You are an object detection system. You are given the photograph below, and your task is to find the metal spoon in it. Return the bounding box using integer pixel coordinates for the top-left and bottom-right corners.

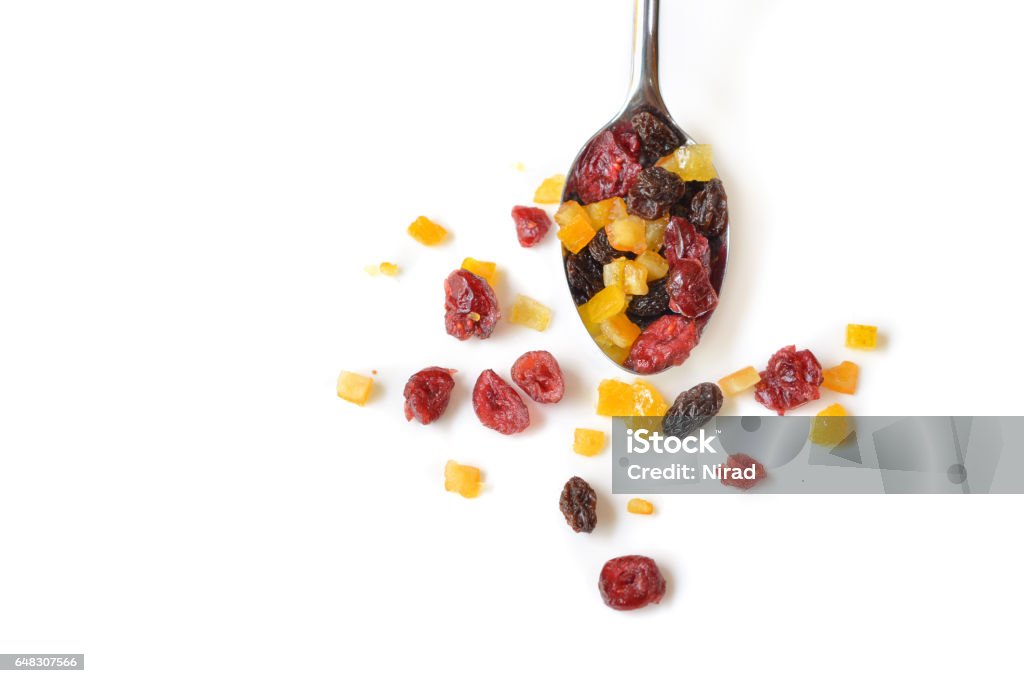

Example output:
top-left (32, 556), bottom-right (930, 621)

top-left (562, 0), bottom-right (729, 374)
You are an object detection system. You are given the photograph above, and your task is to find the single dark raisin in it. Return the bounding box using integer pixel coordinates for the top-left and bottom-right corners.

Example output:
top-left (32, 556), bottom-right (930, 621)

top-left (403, 367), bottom-right (456, 425)
top-left (626, 312), bottom-right (660, 330)
top-left (663, 382), bottom-right (723, 439)
top-left (631, 111), bottom-right (682, 164)
top-left (559, 476), bottom-right (597, 533)
top-left (511, 205), bottom-right (552, 247)
top-left (689, 178), bottom-right (729, 239)
top-left (663, 216), bottom-right (710, 273)
top-left (666, 258), bottom-right (718, 318)
top-left (587, 228), bottom-right (632, 265)
top-left (444, 269), bottom-right (500, 340)
top-left (720, 453), bottom-right (767, 490)
top-left (626, 277), bottom-right (669, 319)
top-left (511, 350), bottom-right (564, 404)
top-left (626, 314), bottom-right (700, 374)
top-left (626, 167), bottom-right (684, 220)
top-left (567, 121), bottom-right (642, 204)
top-left (598, 555), bottom-right (666, 611)
top-left (565, 249), bottom-right (604, 305)
top-left (472, 369), bottom-right (530, 434)
top-left (670, 180), bottom-right (707, 221)
top-left (754, 346), bottom-right (823, 415)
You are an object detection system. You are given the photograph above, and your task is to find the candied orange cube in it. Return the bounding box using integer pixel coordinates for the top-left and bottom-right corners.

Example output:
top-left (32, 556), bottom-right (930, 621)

top-left (379, 262), bottom-right (399, 276)
top-left (461, 257), bottom-right (498, 288)
top-left (584, 197), bottom-right (627, 229)
top-left (534, 174), bottom-right (566, 204)
top-left (444, 460), bottom-right (482, 498)
top-left (846, 324), bottom-right (878, 350)
top-left (602, 258), bottom-right (625, 288)
top-left (658, 144), bottom-right (716, 182)
top-left (597, 379), bottom-right (668, 416)
top-left (635, 250), bottom-right (669, 281)
top-left (809, 403), bottom-right (851, 447)
top-left (645, 217), bottom-right (669, 251)
top-left (718, 366), bottom-right (761, 396)
top-left (573, 428), bottom-right (606, 456)
top-left (336, 371), bottom-right (373, 405)
top-left (555, 201), bottom-right (597, 254)
top-left (623, 261), bottom-right (648, 295)
top-left (600, 313), bottom-right (641, 349)
top-left (627, 498), bottom-right (654, 515)
top-left (632, 380), bottom-right (669, 416)
top-left (823, 361), bottom-right (859, 394)
top-left (579, 285), bottom-right (626, 325)
top-left (509, 294), bottom-right (552, 331)
top-left (606, 215), bottom-right (647, 254)
top-left (407, 216), bottom-right (448, 246)
top-left (595, 335), bottom-right (630, 365)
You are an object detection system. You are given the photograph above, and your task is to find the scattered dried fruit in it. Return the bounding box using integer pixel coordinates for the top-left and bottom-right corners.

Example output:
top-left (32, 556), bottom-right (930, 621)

top-left (444, 460), bottom-right (482, 498)
top-left (627, 166), bottom-right (685, 220)
top-left (598, 555), bottom-right (666, 610)
top-left (809, 403), bottom-right (851, 447)
top-left (627, 498), bottom-right (654, 515)
top-left (718, 366), bottom-right (761, 396)
top-left (407, 216), bottom-right (448, 246)
top-left (822, 361), bottom-right (859, 394)
top-left (472, 370), bottom-right (530, 434)
top-left (754, 346), bottom-right (823, 415)
top-left (511, 350), bottom-right (564, 404)
top-left (573, 428), bottom-right (606, 456)
top-left (533, 174), bottom-right (566, 204)
top-left (511, 205), bottom-right (552, 247)
top-left (444, 269), bottom-right (500, 340)
top-left (559, 476), bottom-right (597, 533)
top-left (720, 453), bottom-right (767, 490)
top-left (626, 314), bottom-right (700, 374)
top-left (666, 258), bottom-right (719, 318)
top-left (846, 324), bottom-right (878, 350)
top-left (460, 257), bottom-right (498, 288)
top-left (555, 201), bottom-right (597, 254)
top-left (403, 367), bottom-right (456, 425)
top-left (596, 378), bottom-right (669, 417)
top-left (336, 371), bottom-right (373, 406)
top-left (663, 382), bottom-right (723, 439)
top-left (509, 294), bottom-right (552, 331)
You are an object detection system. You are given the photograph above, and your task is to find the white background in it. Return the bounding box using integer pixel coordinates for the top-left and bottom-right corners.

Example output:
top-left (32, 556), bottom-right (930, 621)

top-left (1, 0), bottom-right (1023, 680)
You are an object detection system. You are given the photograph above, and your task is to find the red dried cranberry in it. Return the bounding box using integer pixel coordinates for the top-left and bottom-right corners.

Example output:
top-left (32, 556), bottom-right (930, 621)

top-left (472, 369), bottom-right (530, 434)
top-left (510, 350), bottom-right (564, 404)
top-left (598, 555), bottom-right (666, 611)
top-left (567, 121), bottom-right (642, 204)
top-left (511, 205), bottom-right (552, 248)
top-left (663, 217), bottom-right (710, 274)
top-left (754, 345), bottom-right (823, 415)
top-left (403, 367), bottom-right (456, 425)
top-left (666, 258), bottom-right (719, 318)
top-left (444, 269), bottom-right (500, 340)
top-left (720, 453), bottom-right (767, 490)
top-left (626, 314), bottom-right (700, 374)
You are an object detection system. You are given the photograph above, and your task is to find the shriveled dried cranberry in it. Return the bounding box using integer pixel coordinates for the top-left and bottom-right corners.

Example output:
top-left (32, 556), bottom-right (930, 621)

top-left (631, 111), bottom-right (682, 163)
top-left (511, 205), bottom-right (552, 247)
top-left (565, 249), bottom-right (604, 305)
top-left (403, 367), bottom-right (456, 425)
top-left (754, 345), bottom-right (823, 415)
top-left (663, 382), bottom-right (723, 439)
top-left (587, 228), bottom-right (632, 265)
top-left (689, 178), bottom-right (729, 239)
top-left (472, 369), bottom-right (530, 434)
top-left (666, 258), bottom-right (718, 318)
top-left (663, 217), bottom-right (710, 273)
top-left (598, 555), bottom-right (666, 611)
top-left (567, 121), bottom-right (642, 204)
top-left (720, 453), bottom-right (767, 490)
top-left (444, 269), bottom-right (500, 340)
top-left (626, 314), bottom-right (700, 374)
top-left (510, 350), bottom-right (564, 404)
top-left (559, 476), bottom-right (597, 533)
top-left (626, 277), bottom-right (669, 319)
top-left (626, 167), bottom-right (684, 220)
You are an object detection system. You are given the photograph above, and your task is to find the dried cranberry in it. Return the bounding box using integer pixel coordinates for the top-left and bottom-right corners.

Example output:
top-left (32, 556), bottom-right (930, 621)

top-left (598, 555), bottom-right (666, 611)
top-left (666, 258), bottom-right (718, 318)
top-left (754, 345), bottom-right (823, 415)
top-left (663, 217), bottom-right (710, 273)
top-left (626, 314), bottom-right (700, 374)
top-left (559, 476), bottom-right (597, 533)
top-left (626, 277), bottom-right (669, 319)
top-left (689, 178), bottom-right (729, 239)
top-left (587, 228), bottom-right (631, 265)
top-left (472, 369), bottom-right (530, 434)
top-left (444, 269), bottom-right (500, 340)
top-left (510, 350), bottom-right (564, 404)
top-left (403, 367), bottom-right (456, 425)
top-left (663, 382), bottom-right (723, 439)
top-left (565, 249), bottom-right (604, 306)
top-left (720, 453), bottom-right (767, 490)
top-left (626, 167), bottom-right (684, 220)
top-left (567, 121), bottom-right (642, 204)
top-left (631, 111), bottom-right (682, 163)
top-left (511, 205), bottom-right (552, 248)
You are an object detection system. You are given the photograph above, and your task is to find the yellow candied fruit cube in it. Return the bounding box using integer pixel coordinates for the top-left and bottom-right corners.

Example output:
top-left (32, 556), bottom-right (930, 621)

top-left (584, 196), bottom-right (628, 229)
top-left (579, 285), bottom-right (627, 325)
top-left (509, 294), bottom-right (552, 331)
top-left (645, 217), bottom-right (670, 251)
top-left (627, 498), bottom-right (655, 515)
top-left (555, 201), bottom-right (597, 254)
top-left (407, 216), bottom-right (448, 246)
top-left (379, 262), bottom-right (399, 276)
top-left (600, 313), bottom-right (642, 349)
top-left (635, 250), bottom-right (669, 281)
top-left (444, 460), bottom-right (482, 499)
top-left (534, 174), bottom-right (566, 204)
top-left (632, 380), bottom-right (669, 416)
top-left (336, 371), bottom-right (373, 405)
top-left (718, 366), bottom-right (761, 396)
top-left (658, 144), bottom-right (717, 182)
top-left (461, 257), bottom-right (498, 288)
top-left (603, 258), bottom-right (625, 288)
top-left (823, 361), bottom-right (859, 395)
top-left (573, 428), bottom-right (607, 456)
top-left (597, 379), bottom-right (635, 416)
top-left (606, 215), bottom-right (647, 254)
top-left (846, 324), bottom-right (878, 350)
top-left (809, 403), bottom-right (852, 447)
top-left (595, 336), bottom-right (630, 365)
top-left (623, 261), bottom-right (649, 295)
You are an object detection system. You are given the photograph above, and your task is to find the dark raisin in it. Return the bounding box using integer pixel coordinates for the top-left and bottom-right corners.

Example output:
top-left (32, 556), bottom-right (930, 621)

top-left (754, 346), bottom-right (823, 415)
top-left (689, 178), bottom-right (729, 239)
top-left (670, 180), bottom-right (707, 221)
top-left (598, 555), bottom-right (666, 611)
top-left (511, 205), bottom-right (552, 247)
top-left (626, 312), bottom-right (660, 329)
top-left (403, 367), bottom-right (456, 425)
top-left (567, 121), bottom-right (642, 204)
top-left (666, 258), bottom-right (718, 318)
top-left (663, 382), bottom-right (723, 439)
top-left (626, 277), bottom-right (669, 319)
top-left (626, 314), bottom-right (700, 375)
top-left (565, 249), bottom-right (604, 305)
top-left (559, 476), bottom-right (597, 533)
top-left (626, 167), bottom-right (684, 220)
top-left (587, 228), bottom-right (632, 265)
top-left (663, 217), bottom-right (710, 273)
top-left (510, 350), bottom-right (564, 404)
top-left (444, 269), bottom-right (500, 340)
top-left (720, 453), bottom-right (767, 490)
top-left (472, 369), bottom-right (530, 434)
top-left (631, 111), bottom-right (682, 164)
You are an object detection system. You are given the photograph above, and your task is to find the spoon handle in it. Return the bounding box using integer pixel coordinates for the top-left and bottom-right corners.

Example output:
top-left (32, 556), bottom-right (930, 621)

top-left (625, 0), bottom-right (665, 111)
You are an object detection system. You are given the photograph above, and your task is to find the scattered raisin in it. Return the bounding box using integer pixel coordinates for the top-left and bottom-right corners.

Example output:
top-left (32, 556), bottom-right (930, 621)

top-left (663, 382), bottom-right (723, 439)
top-left (626, 167), bottom-right (684, 220)
top-left (626, 314), bottom-right (700, 374)
top-left (631, 111), bottom-right (682, 164)
top-left (598, 555), bottom-right (666, 611)
top-left (565, 249), bottom-right (604, 305)
top-left (587, 228), bottom-right (632, 265)
top-left (403, 367), bottom-right (456, 425)
top-left (626, 277), bottom-right (669, 319)
top-left (666, 258), bottom-right (718, 318)
top-left (567, 121), bottom-right (643, 204)
top-left (754, 345), bottom-right (823, 415)
top-left (444, 269), bottom-right (500, 340)
top-left (663, 217), bottom-right (710, 273)
top-left (511, 350), bottom-right (565, 404)
top-left (559, 476), bottom-right (597, 533)
top-left (720, 453), bottom-right (767, 490)
top-left (511, 205), bottom-right (552, 247)
top-left (689, 178), bottom-right (729, 239)
top-left (472, 369), bottom-right (530, 434)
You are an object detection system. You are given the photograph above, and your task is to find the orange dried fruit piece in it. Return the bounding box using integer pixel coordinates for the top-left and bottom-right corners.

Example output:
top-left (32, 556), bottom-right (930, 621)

top-left (632, 380), bottom-right (669, 416)
top-left (444, 460), bottom-right (482, 498)
top-left (809, 403), bottom-right (851, 447)
top-left (606, 215), bottom-right (647, 254)
top-left (846, 324), bottom-right (878, 350)
top-left (600, 313), bottom-right (641, 349)
top-left (627, 498), bottom-right (654, 515)
top-left (407, 216), bottom-right (448, 246)
top-left (823, 361), bottom-right (859, 394)
top-left (635, 250), bottom-right (669, 281)
top-left (657, 144), bottom-right (717, 182)
top-left (555, 201), bottom-right (597, 254)
top-left (718, 366), bottom-right (761, 396)
top-left (596, 336), bottom-right (630, 365)
top-left (573, 428), bottom-right (606, 456)
top-left (603, 258), bottom-right (647, 294)
top-left (509, 294), bottom-right (552, 331)
top-left (379, 262), bottom-right (399, 276)
top-left (460, 257), bottom-right (497, 288)
top-left (336, 371), bottom-right (373, 405)
top-left (534, 174), bottom-right (566, 204)
top-left (597, 379), bottom-right (668, 417)
top-left (579, 285), bottom-right (626, 325)
top-left (585, 197), bottom-right (628, 229)
top-left (645, 216), bottom-right (669, 251)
